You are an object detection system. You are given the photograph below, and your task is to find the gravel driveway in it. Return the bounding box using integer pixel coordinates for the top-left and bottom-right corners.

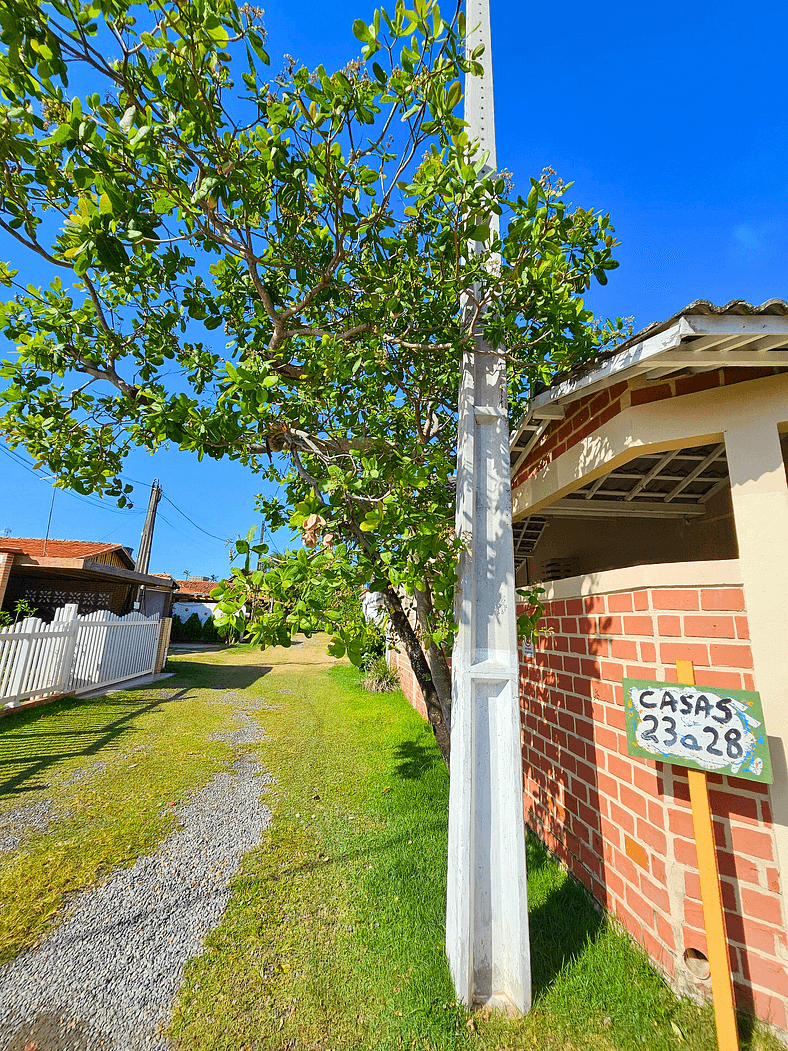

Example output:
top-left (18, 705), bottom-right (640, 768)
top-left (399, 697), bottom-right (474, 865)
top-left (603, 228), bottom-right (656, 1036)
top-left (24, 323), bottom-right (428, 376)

top-left (0, 695), bottom-right (271, 1051)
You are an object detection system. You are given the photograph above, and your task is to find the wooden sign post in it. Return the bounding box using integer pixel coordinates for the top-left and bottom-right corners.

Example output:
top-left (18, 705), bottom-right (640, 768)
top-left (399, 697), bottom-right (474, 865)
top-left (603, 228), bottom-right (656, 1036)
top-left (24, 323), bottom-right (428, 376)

top-left (677, 660), bottom-right (738, 1051)
top-left (623, 664), bottom-right (774, 1051)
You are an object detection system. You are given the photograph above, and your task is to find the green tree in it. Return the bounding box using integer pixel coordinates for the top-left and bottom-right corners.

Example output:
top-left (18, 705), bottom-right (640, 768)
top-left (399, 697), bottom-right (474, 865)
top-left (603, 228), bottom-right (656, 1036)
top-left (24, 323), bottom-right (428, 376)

top-left (0, 0), bottom-right (626, 763)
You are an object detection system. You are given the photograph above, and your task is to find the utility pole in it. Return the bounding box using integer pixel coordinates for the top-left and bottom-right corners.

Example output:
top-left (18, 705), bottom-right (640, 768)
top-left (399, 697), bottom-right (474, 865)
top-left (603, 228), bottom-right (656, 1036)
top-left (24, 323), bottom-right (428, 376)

top-left (134, 479), bottom-right (162, 612)
top-left (445, 0), bottom-right (532, 1016)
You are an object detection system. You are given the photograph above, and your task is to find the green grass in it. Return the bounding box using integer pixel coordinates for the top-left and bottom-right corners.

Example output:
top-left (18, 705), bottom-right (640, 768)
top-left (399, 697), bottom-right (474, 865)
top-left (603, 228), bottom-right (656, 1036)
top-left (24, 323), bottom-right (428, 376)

top-left (1, 638), bottom-right (782, 1050)
top-left (166, 640), bottom-right (781, 1051)
top-left (0, 658), bottom-right (249, 961)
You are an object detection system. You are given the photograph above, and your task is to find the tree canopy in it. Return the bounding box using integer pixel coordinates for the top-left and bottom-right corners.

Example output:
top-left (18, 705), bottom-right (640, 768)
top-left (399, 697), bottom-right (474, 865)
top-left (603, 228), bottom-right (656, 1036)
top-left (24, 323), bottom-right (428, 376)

top-left (0, 0), bottom-right (626, 760)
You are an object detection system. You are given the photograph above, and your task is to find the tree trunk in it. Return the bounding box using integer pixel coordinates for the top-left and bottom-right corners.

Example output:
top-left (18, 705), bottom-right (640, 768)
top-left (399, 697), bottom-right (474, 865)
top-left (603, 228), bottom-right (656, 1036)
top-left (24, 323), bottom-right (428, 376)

top-left (380, 585), bottom-right (451, 767)
top-left (412, 584), bottom-right (453, 730)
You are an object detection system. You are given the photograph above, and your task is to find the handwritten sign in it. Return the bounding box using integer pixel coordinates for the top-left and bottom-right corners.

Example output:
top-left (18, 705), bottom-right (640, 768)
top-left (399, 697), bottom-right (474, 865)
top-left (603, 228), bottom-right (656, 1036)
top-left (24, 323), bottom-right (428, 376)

top-left (623, 678), bottom-right (772, 783)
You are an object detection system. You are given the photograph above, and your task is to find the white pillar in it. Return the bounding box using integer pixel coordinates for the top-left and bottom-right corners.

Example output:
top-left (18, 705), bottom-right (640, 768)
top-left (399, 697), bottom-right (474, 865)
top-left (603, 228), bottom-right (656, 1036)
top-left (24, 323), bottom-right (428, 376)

top-left (725, 416), bottom-right (788, 907)
top-left (446, 0), bottom-right (531, 1015)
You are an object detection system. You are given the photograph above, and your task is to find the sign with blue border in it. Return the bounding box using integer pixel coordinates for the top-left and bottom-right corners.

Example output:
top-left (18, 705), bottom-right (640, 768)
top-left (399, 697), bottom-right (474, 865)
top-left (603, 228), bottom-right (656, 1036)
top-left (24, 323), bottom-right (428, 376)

top-left (623, 678), bottom-right (772, 784)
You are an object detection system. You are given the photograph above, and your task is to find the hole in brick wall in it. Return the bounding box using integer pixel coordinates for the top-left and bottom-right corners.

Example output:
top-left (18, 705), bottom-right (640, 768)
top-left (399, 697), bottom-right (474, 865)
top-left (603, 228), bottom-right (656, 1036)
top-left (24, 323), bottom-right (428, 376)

top-left (683, 947), bottom-right (711, 980)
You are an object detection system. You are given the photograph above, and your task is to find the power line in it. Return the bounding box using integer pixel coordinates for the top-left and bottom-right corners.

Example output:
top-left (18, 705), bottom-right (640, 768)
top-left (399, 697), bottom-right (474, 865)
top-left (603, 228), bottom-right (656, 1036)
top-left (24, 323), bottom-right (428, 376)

top-left (0, 442), bottom-right (140, 516)
top-left (161, 493), bottom-right (230, 543)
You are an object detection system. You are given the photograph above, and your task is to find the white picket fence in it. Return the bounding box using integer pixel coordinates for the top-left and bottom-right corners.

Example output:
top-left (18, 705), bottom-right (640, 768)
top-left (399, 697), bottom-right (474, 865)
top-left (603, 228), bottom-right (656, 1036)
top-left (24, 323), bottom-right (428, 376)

top-left (0, 604), bottom-right (162, 708)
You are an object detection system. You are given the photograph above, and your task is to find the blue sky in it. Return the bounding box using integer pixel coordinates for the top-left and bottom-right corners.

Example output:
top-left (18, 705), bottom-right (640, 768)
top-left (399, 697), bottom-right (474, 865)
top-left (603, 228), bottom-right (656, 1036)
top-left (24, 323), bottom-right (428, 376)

top-left (2, 0), bottom-right (787, 577)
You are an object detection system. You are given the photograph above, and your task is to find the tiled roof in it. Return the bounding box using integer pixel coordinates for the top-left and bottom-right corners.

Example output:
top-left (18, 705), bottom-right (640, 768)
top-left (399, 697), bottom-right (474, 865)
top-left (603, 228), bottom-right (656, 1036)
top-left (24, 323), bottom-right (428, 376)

top-left (0, 538), bottom-right (131, 560)
top-left (545, 299), bottom-right (788, 391)
top-left (173, 578), bottom-right (216, 597)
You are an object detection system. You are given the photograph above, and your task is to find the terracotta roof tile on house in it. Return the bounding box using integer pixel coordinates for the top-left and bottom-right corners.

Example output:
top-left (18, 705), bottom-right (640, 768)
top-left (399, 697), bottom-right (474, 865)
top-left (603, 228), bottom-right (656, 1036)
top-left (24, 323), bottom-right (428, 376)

top-left (0, 538), bottom-right (133, 560)
top-left (173, 578), bottom-right (216, 598)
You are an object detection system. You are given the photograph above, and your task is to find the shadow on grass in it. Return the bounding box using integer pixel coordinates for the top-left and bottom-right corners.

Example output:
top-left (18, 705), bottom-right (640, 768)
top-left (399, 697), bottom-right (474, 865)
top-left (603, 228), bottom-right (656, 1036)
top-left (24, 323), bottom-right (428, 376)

top-left (392, 737), bottom-right (443, 780)
top-left (527, 836), bottom-right (605, 1001)
top-left (0, 660), bottom-right (270, 801)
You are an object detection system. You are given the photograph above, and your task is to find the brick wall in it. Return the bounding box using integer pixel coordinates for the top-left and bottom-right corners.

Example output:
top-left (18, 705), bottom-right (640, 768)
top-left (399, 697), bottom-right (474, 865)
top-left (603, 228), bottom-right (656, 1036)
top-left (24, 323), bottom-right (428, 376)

top-left (390, 646), bottom-right (428, 720)
top-left (514, 365), bottom-right (785, 488)
top-left (521, 579), bottom-right (788, 1033)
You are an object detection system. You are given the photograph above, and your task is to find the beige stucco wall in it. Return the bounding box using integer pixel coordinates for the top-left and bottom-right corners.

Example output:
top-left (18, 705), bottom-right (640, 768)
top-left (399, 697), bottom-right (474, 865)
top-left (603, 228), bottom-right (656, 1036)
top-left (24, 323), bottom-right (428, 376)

top-left (522, 485), bottom-right (737, 583)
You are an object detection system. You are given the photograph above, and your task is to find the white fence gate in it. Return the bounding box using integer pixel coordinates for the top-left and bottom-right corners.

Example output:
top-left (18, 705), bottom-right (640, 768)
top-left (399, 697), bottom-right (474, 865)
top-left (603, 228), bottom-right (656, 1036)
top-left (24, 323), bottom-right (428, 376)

top-left (0, 604), bottom-right (162, 708)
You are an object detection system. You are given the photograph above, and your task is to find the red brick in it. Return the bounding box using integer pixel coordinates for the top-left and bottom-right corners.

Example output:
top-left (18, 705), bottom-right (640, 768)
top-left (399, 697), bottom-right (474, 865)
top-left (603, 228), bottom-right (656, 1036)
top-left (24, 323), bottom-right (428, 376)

top-left (569, 636), bottom-right (587, 654)
top-left (607, 593), bottom-right (633, 613)
top-left (683, 615), bottom-right (736, 639)
top-left (630, 383), bottom-right (673, 406)
top-left (709, 790), bottom-right (759, 824)
top-left (741, 888), bottom-right (785, 927)
top-left (623, 615), bottom-right (654, 636)
top-left (741, 952), bottom-right (788, 998)
top-left (605, 705), bottom-right (626, 731)
top-left (625, 664), bottom-right (657, 680)
top-left (607, 754), bottom-right (633, 783)
top-left (587, 637), bottom-right (610, 657)
top-left (616, 902), bottom-right (643, 939)
top-left (639, 642), bottom-right (657, 663)
top-left (619, 784), bottom-right (648, 818)
top-left (609, 801), bottom-right (635, 834)
top-left (730, 826), bottom-right (775, 861)
top-left (701, 588), bottom-right (746, 612)
top-left (684, 897), bottom-right (705, 930)
top-left (643, 929), bottom-right (674, 972)
top-left (627, 885), bottom-right (657, 928)
top-left (611, 637), bottom-right (638, 660)
top-left (693, 669), bottom-right (743, 690)
top-left (598, 614), bottom-right (622, 635)
top-left (656, 912), bottom-right (675, 951)
top-left (669, 808), bottom-right (695, 838)
top-left (685, 870), bottom-right (702, 899)
top-left (675, 837), bottom-right (698, 867)
top-left (674, 371), bottom-right (721, 397)
top-left (633, 591), bottom-right (649, 611)
top-left (589, 678), bottom-right (613, 702)
top-left (710, 643), bottom-right (753, 669)
top-left (659, 641), bottom-right (709, 666)
top-left (732, 616), bottom-right (749, 641)
top-left (717, 850), bottom-right (761, 885)
top-left (726, 914), bottom-right (779, 955)
top-left (566, 599), bottom-right (583, 615)
top-left (633, 764), bottom-right (663, 796)
top-left (657, 615), bottom-right (682, 637)
top-left (652, 589), bottom-right (700, 611)
top-left (560, 617), bottom-right (578, 634)
top-left (595, 725), bottom-right (619, 751)
top-left (584, 595), bottom-right (606, 614)
top-left (600, 661), bottom-right (624, 682)
top-left (637, 818), bottom-right (667, 854)
top-left (641, 874), bottom-right (671, 913)
top-left (578, 616), bottom-right (598, 635)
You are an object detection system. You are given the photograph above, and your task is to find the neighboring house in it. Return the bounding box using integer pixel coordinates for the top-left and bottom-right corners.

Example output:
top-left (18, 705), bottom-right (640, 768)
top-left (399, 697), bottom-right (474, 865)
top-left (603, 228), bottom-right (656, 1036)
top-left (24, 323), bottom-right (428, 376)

top-left (393, 299), bottom-right (788, 1036)
top-left (171, 577), bottom-right (218, 624)
top-left (0, 538), bottom-right (176, 622)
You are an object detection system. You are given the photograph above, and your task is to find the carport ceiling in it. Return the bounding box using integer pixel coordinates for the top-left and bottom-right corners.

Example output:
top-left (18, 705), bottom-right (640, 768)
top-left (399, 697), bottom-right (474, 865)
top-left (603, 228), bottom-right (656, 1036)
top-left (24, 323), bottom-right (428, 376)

top-left (513, 441), bottom-right (729, 557)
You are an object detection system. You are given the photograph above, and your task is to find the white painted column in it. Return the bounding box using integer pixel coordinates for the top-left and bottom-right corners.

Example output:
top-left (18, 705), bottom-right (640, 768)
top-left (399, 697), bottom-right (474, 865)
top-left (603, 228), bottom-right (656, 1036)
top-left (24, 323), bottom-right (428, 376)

top-left (725, 416), bottom-right (788, 908)
top-left (446, 0), bottom-right (531, 1014)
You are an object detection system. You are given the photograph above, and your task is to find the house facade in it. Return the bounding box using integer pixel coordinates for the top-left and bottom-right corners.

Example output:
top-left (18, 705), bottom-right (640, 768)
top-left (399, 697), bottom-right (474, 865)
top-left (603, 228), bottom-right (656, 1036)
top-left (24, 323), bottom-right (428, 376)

top-left (394, 299), bottom-right (788, 1036)
top-left (171, 578), bottom-right (218, 624)
top-left (0, 538), bottom-right (176, 623)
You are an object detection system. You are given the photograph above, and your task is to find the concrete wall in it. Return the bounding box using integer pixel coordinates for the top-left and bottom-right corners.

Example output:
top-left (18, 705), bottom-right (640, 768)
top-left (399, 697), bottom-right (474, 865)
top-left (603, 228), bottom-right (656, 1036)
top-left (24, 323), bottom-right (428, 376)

top-left (172, 601), bottom-right (216, 624)
top-left (522, 486), bottom-right (737, 582)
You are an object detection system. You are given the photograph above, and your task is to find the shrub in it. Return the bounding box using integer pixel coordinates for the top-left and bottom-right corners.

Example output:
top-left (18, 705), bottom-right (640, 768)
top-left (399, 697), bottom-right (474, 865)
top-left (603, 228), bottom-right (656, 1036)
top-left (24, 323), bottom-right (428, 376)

top-left (201, 615), bottom-right (221, 643)
top-left (361, 653), bottom-right (399, 693)
top-left (183, 612), bottom-right (203, 642)
top-left (170, 613), bottom-right (185, 642)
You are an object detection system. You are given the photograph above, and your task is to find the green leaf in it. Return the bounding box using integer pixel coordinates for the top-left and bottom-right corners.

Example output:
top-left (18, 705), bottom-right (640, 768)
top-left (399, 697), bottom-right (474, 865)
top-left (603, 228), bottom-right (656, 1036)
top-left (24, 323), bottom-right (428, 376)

top-left (352, 18), bottom-right (371, 41)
